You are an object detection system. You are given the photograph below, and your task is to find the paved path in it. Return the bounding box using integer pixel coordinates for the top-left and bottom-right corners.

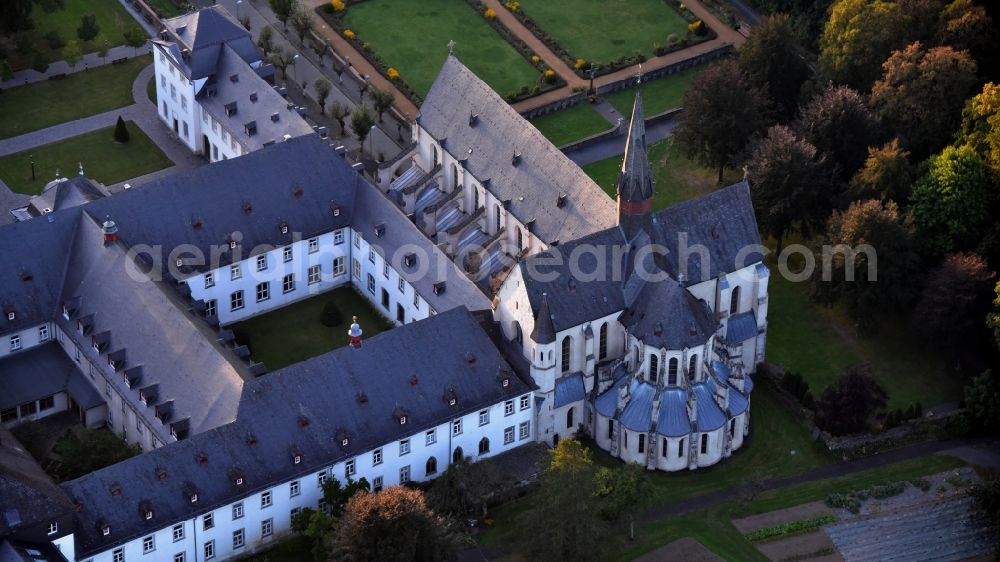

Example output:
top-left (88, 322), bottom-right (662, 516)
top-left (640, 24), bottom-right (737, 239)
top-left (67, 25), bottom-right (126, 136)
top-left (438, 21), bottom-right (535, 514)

top-left (564, 113), bottom-right (680, 167)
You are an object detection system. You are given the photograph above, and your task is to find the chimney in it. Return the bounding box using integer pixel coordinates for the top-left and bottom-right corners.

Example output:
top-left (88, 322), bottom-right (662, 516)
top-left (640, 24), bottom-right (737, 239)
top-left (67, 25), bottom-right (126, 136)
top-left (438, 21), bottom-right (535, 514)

top-left (102, 216), bottom-right (118, 245)
top-left (348, 316), bottom-right (363, 349)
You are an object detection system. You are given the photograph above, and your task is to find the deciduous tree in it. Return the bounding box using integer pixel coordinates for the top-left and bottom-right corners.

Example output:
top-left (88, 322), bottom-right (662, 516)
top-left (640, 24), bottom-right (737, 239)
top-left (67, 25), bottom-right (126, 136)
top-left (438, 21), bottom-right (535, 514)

top-left (290, 5), bottom-right (312, 44)
top-left (674, 58), bottom-right (770, 183)
top-left (257, 25), bottom-right (275, 57)
top-left (818, 0), bottom-right (908, 90)
top-left (913, 253), bottom-right (996, 351)
top-left (314, 78), bottom-right (332, 114)
top-left (990, 281), bottom-right (1000, 350)
top-left (594, 462), bottom-right (649, 542)
top-left (426, 458), bottom-right (514, 519)
top-left (329, 101), bottom-right (349, 134)
top-left (744, 125), bottom-right (829, 251)
top-left (350, 105), bottom-right (375, 148)
top-left (370, 87), bottom-right (394, 122)
top-left (965, 369), bottom-right (1000, 432)
top-left (123, 27), bottom-right (147, 56)
top-left (269, 0), bottom-right (297, 30)
top-left (815, 365), bottom-right (888, 435)
top-left (869, 43), bottom-right (977, 158)
top-left (910, 144), bottom-right (992, 256)
top-left (848, 139), bottom-right (915, 203)
top-left (0, 0), bottom-right (34, 34)
top-left (62, 40), bottom-right (82, 68)
top-left (738, 13), bottom-right (810, 120)
top-left (936, 0), bottom-right (997, 64)
top-left (957, 82), bottom-right (1000, 177)
top-left (796, 84), bottom-right (881, 184)
top-left (77, 14), bottom-right (100, 42)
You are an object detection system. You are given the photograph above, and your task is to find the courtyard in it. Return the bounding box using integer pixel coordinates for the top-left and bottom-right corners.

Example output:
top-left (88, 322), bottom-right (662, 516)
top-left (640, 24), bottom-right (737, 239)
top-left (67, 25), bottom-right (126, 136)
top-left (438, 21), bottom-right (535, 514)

top-left (604, 65), bottom-right (704, 116)
top-left (337, 0), bottom-right (541, 99)
top-left (0, 120), bottom-right (172, 194)
top-left (529, 103), bottom-right (612, 147)
top-left (228, 287), bottom-right (394, 371)
top-left (515, 0), bottom-right (693, 66)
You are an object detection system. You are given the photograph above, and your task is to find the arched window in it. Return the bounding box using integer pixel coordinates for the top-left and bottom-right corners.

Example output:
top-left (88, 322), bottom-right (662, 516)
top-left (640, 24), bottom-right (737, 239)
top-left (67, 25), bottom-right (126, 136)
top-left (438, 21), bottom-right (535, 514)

top-left (516, 227), bottom-right (523, 250)
top-left (649, 354), bottom-right (659, 382)
top-left (432, 145), bottom-right (439, 166)
top-left (561, 336), bottom-right (571, 373)
top-left (689, 354), bottom-right (698, 381)
top-left (512, 321), bottom-right (522, 343)
top-left (473, 189), bottom-right (479, 211)
top-left (425, 456), bottom-right (437, 476)
top-left (730, 286), bottom-right (741, 315)
top-left (566, 407), bottom-right (575, 428)
top-left (700, 433), bottom-right (708, 454)
top-left (452, 447), bottom-right (463, 464)
top-left (668, 358), bottom-right (678, 385)
top-left (638, 433), bottom-right (645, 453)
top-left (478, 438), bottom-right (490, 455)
top-left (495, 205), bottom-right (502, 232)
top-left (598, 323), bottom-right (608, 360)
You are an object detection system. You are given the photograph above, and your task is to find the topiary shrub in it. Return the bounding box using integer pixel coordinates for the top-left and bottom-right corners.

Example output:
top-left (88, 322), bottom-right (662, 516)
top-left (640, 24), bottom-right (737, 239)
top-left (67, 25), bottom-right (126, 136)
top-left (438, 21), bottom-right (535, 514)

top-left (321, 301), bottom-right (343, 327)
top-left (113, 116), bottom-right (130, 143)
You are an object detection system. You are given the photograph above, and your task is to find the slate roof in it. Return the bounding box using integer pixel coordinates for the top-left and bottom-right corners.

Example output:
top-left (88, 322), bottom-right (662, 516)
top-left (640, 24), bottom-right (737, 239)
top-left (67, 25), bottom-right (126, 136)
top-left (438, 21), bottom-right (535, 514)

top-left (725, 310), bottom-right (758, 344)
top-left (553, 373), bottom-right (585, 409)
top-left (86, 136), bottom-right (358, 275)
top-left (0, 540), bottom-right (68, 562)
top-left (197, 43), bottom-right (313, 152)
top-left (618, 91), bottom-right (653, 204)
top-left (28, 177), bottom-right (104, 218)
top-left (0, 343), bottom-right (103, 411)
top-left (419, 56), bottom-right (616, 245)
top-left (62, 307), bottom-right (528, 558)
top-left (59, 215), bottom-right (247, 438)
top-left (692, 381), bottom-right (726, 432)
top-left (351, 179), bottom-right (491, 313)
top-left (0, 426), bottom-right (73, 538)
top-left (160, 6), bottom-right (259, 80)
top-left (0, 210), bottom-right (79, 337)
top-left (619, 279), bottom-right (718, 350)
top-left (619, 379), bottom-right (656, 432)
top-left (657, 388), bottom-right (691, 437)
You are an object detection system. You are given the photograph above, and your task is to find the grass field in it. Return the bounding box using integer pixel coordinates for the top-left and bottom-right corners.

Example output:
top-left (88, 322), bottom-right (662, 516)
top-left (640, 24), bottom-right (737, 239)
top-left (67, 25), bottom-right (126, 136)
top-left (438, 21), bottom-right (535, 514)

top-left (517, 0), bottom-right (691, 65)
top-left (341, 0), bottom-right (540, 99)
top-left (229, 287), bottom-right (394, 371)
top-left (583, 137), bottom-right (742, 209)
top-left (605, 66), bottom-right (704, 116)
top-left (6, 0), bottom-right (143, 68)
top-left (0, 55), bottom-right (149, 139)
top-left (529, 103), bottom-right (611, 146)
top-left (0, 121), bottom-right (171, 194)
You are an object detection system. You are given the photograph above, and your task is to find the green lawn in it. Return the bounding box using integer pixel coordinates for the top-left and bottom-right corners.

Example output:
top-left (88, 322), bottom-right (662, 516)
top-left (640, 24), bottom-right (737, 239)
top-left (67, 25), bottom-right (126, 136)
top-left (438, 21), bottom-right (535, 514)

top-left (341, 0), bottom-right (541, 99)
top-left (229, 287), bottom-right (394, 371)
top-left (529, 103), bottom-right (612, 147)
top-left (7, 0), bottom-right (144, 68)
top-left (584, 137), bottom-right (742, 210)
top-left (0, 121), bottom-right (171, 194)
top-left (605, 66), bottom-right (704, 116)
top-left (245, 535), bottom-right (312, 562)
top-left (143, 0), bottom-right (184, 18)
top-left (0, 55), bottom-right (150, 139)
top-left (517, 0), bottom-right (691, 65)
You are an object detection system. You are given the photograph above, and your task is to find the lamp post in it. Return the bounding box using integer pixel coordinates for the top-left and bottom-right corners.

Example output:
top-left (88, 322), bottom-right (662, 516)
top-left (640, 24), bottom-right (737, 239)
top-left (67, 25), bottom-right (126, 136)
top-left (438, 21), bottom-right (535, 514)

top-left (236, 0), bottom-right (242, 18)
top-left (369, 125), bottom-right (375, 157)
top-left (30, 155), bottom-right (35, 181)
top-left (290, 53), bottom-right (299, 82)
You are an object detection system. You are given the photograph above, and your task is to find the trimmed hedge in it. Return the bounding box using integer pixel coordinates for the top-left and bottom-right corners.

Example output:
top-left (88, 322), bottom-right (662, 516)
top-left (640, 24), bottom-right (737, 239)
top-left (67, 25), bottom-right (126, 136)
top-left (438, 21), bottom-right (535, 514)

top-left (825, 480), bottom-right (908, 513)
top-left (743, 514), bottom-right (837, 542)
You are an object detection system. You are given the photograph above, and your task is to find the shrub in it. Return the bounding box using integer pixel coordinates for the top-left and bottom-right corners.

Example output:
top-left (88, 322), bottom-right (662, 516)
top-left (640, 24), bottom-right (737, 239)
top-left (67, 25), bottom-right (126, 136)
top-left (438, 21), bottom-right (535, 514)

top-left (531, 55), bottom-right (540, 63)
top-left (544, 69), bottom-right (556, 84)
top-left (688, 19), bottom-right (706, 36)
top-left (45, 30), bottom-right (65, 50)
top-left (342, 29), bottom-right (355, 40)
top-left (331, 0), bottom-right (345, 10)
top-left (77, 14), bottom-right (100, 42)
top-left (910, 477), bottom-right (931, 492)
top-left (322, 3), bottom-right (334, 13)
top-left (504, 1), bottom-right (520, 10)
top-left (1, 60), bottom-right (12, 82)
top-left (113, 116), bottom-right (130, 143)
top-left (321, 301), bottom-right (343, 327)
top-left (31, 52), bottom-right (49, 73)
top-left (387, 67), bottom-right (399, 80)
top-left (39, 0), bottom-right (65, 13)
top-left (484, 8), bottom-right (497, 19)
top-left (575, 58), bottom-right (585, 70)
top-left (743, 515), bottom-right (837, 542)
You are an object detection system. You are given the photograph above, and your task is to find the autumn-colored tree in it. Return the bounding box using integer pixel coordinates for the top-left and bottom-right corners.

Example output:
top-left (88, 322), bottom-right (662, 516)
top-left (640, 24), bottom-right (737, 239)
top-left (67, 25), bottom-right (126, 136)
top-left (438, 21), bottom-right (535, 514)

top-left (957, 82), bottom-right (1000, 177)
top-left (870, 43), bottom-right (977, 158)
top-left (914, 253), bottom-right (996, 352)
top-left (518, 440), bottom-right (609, 561)
top-left (898, 0), bottom-right (945, 44)
top-left (815, 365), bottom-right (888, 435)
top-left (291, 476), bottom-right (369, 560)
top-left (330, 486), bottom-right (456, 562)
top-left (910, 144), bottom-right (992, 256)
top-left (796, 84), bottom-right (882, 184)
top-left (594, 462), bottom-right (650, 542)
top-left (936, 0), bottom-right (997, 64)
top-left (811, 199), bottom-right (920, 330)
top-left (848, 139), bottom-right (915, 203)
top-left (738, 13), bottom-right (810, 120)
top-left (819, 0), bottom-right (908, 90)
top-left (674, 58), bottom-right (771, 183)
top-left (744, 125), bottom-right (829, 251)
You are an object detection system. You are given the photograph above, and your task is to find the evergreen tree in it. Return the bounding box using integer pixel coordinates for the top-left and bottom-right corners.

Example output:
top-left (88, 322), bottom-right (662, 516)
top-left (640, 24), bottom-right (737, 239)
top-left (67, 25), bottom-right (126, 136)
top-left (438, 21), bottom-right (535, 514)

top-left (77, 14), bottom-right (100, 42)
top-left (114, 116), bottom-right (130, 143)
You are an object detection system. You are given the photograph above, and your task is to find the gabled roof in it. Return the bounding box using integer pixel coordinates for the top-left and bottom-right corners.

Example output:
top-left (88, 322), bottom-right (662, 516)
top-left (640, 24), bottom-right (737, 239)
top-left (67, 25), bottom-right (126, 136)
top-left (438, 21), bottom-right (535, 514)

top-left (0, 343), bottom-right (103, 412)
top-left (161, 6), bottom-right (258, 80)
top-left (28, 177), bottom-right (104, 218)
top-left (86, 136), bottom-right (358, 275)
top-left (419, 56), bottom-right (616, 244)
top-left (62, 307), bottom-right (529, 558)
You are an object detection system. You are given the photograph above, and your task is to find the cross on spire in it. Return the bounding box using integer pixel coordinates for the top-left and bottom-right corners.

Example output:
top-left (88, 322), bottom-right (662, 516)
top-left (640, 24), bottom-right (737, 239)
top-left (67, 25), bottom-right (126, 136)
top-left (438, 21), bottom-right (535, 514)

top-left (636, 63), bottom-right (643, 85)
top-left (447, 39), bottom-right (456, 54)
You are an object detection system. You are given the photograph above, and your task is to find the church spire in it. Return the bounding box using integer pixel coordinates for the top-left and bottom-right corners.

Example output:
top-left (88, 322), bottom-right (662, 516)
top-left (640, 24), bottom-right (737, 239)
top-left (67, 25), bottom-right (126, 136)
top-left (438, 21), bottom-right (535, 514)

top-left (616, 89), bottom-right (654, 241)
top-left (530, 292), bottom-right (556, 344)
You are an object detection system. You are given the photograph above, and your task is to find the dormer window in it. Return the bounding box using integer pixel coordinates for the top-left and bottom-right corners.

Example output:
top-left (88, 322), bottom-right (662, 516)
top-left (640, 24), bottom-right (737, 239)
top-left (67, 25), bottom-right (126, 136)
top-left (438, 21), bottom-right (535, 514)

top-left (229, 239), bottom-right (237, 250)
top-left (62, 305), bottom-right (69, 319)
top-left (76, 320), bottom-right (82, 333)
top-left (502, 377), bottom-right (510, 388)
top-left (399, 415), bottom-right (407, 425)
top-left (280, 223), bottom-right (289, 234)
top-left (139, 390), bottom-right (147, 405)
top-left (341, 438), bottom-right (349, 447)
top-left (145, 510), bottom-right (154, 520)
top-left (92, 338), bottom-right (99, 352)
top-left (235, 476), bottom-right (244, 486)
top-left (102, 524), bottom-right (111, 536)
top-left (293, 454), bottom-right (302, 465)
top-left (404, 253), bottom-right (416, 267)
top-left (190, 493), bottom-right (198, 503)
top-left (110, 484), bottom-right (121, 496)
top-left (449, 397), bottom-right (457, 406)
top-left (6, 312), bottom-right (13, 321)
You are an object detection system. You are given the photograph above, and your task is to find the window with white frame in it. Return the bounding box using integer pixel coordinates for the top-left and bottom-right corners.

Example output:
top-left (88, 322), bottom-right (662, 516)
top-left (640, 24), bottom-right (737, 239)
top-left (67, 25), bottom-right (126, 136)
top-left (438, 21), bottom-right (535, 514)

top-left (400, 465), bottom-right (411, 483)
top-left (334, 229), bottom-right (344, 245)
top-left (413, 292), bottom-right (420, 310)
top-left (353, 231), bottom-right (361, 248)
top-left (368, 248), bottom-right (376, 263)
top-left (382, 261), bottom-right (390, 278)
top-left (230, 290), bottom-right (244, 311)
top-left (261, 518), bottom-right (273, 537)
top-left (398, 278), bottom-right (405, 293)
top-left (232, 502), bottom-right (244, 520)
top-left (367, 273), bottom-right (375, 294)
top-left (308, 238), bottom-right (318, 253)
top-left (333, 256), bottom-right (345, 276)
top-left (232, 528), bottom-right (245, 549)
top-left (290, 480), bottom-right (300, 497)
top-left (172, 523), bottom-right (184, 542)
top-left (143, 535), bottom-right (155, 553)
top-left (261, 490), bottom-right (272, 508)
top-left (230, 263), bottom-right (241, 280)
top-left (479, 410), bottom-right (489, 426)
top-left (308, 265), bottom-right (321, 284)
top-left (520, 395), bottom-right (530, 410)
top-left (256, 255), bottom-right (267, 272)
top-left (504, 426), bottom-right (515, 445)
top-left (352, 258), bottom-right (361, 278)
top-left (283, 246), bottom-right (293, 262)
top-left (174, 553), bottom-right (185, 562)
top-left (519, 420), bottom-right (531, 440)
top-left (373, 476), bottom-right (383, 492)
top-left (504, 400), bottom-right (514, 416)
top-left (256, 282), bottom-right (270, 302)
top-left (425, 429), bottom-right (436, 446)
top-left (283, 274), bottom-right (295, 293)
top-left (39, 325), bottom-right (49, 341)
top-left (205, 271), bottom-right (215, 288)
top-left (345, 458), bottom-right (356, 477)
top-left (205, 299), bottom-right (217, 317)
top-left (372, 448), bottom-right (383, 465)
top-left (203, 513), bottom-right (214, 530)
top-left (47, 522), bottom-right (57, 535)
top-left (204, 540), bottom-right (215, 560)
top-left (452, 419), bottom-right (462, 436)
top-left (399, 438), bottom-right (410, 456)
top-left (113, 549), bottom-right (124, 562)
top-left (318, 470), bottom-right (329, 486)
top-left (9, 335), bottom-right (20, 351)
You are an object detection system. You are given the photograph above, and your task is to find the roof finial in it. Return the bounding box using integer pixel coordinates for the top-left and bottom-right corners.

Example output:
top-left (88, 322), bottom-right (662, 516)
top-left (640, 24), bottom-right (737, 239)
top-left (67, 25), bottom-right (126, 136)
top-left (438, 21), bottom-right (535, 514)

top-left (447, 39), bottom-right (456, 55)
top-left (54, 168), bottom-right (60, 179)
top-left (79, 162), bottom-right (84, 176)
top-left (636, 63), bottom-right (643, 85)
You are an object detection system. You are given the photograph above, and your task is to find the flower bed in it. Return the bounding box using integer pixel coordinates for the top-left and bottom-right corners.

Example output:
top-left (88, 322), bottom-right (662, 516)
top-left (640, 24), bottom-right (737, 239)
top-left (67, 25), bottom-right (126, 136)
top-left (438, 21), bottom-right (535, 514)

top-left (503, 0), bottom-right (716, 78)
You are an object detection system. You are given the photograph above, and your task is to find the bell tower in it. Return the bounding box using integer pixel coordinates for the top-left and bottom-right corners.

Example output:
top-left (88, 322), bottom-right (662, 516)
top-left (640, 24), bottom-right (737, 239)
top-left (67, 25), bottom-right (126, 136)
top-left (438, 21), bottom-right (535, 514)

top-left (616, 89), bottom-right (654, 242)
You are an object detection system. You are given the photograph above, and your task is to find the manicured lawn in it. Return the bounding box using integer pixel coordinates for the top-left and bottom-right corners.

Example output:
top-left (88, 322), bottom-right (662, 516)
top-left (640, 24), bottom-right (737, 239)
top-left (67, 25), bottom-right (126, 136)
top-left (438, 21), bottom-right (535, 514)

top-left (0, 121), bottom-right (171, 194)
top-left (517, 0), bottom-right (691, 65)
top-left (583, 137), bottom-right (742, 210)
top-left (341, 0), bottom-right (541, 99)
top-left (229, 287), bottom-right (394, 371)
top-left (529, 103), bottom-right (611, 146)
top-left (766, 272), bottom-right (964, 410)
top-left (605, 66), bottom-right (704, 116)
top-left (0, 55), bottom-right (150, 139)
top-left (8, 0), bottom-right (144, 68)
